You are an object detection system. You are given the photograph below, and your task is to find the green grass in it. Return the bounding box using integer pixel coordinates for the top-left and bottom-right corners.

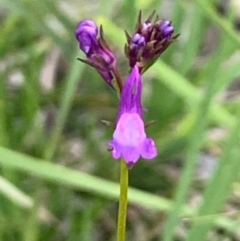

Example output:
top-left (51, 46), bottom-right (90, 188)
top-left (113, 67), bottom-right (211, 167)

top-left (1, 0), bottom-right (240, 240)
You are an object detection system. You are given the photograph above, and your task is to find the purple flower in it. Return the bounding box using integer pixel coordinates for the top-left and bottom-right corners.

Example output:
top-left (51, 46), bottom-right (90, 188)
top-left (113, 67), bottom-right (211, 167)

top-left (75, 20), bottom-right (117, 88)
top-left (109, 65), bottom-right (157, 168)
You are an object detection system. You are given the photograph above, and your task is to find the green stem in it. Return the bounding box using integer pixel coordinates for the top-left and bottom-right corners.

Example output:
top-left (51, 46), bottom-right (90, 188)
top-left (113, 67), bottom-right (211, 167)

top-left (117, 159), bottom-right (129, 241)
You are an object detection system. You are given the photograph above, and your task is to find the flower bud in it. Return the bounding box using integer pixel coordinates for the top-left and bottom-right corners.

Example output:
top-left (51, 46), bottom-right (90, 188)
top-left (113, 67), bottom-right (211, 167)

top-left (75, 20), bottom-right (117, 89)
top-left (75, 20), bottom-right (98, 56)
top-left (158, 20), bottom-right (174, 39)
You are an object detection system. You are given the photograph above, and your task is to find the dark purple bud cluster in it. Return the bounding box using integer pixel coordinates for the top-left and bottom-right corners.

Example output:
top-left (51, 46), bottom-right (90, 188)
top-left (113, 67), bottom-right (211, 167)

top-left (75, 20), bottom-right (117, 88)
top-left (125, 11), bottom-right (178, 71)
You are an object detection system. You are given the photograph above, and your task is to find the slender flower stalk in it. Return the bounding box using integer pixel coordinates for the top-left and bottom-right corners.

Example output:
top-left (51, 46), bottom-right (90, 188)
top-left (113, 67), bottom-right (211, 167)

top-left (117, 160), bottom-right (129, 241)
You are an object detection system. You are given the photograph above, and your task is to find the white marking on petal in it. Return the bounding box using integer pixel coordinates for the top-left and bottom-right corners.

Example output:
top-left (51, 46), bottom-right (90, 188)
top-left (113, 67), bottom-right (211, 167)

top-left (113, 113), bottom-right (146, 146)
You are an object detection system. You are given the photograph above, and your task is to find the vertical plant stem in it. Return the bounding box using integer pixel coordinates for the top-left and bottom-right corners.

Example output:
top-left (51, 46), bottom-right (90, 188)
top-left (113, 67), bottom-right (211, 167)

top-left (117, 159), bottom-right (129, 241)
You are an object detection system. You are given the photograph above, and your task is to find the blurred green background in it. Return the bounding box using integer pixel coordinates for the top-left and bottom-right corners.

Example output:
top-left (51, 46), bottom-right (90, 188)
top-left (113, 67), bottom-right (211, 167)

top-left (1, 0), bottom-right (240, 240)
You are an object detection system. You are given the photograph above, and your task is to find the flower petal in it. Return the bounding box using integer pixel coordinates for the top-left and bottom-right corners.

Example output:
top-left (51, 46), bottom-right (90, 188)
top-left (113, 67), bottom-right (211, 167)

top-left (141, 138), bottom-right (157, 159)
top-left (113, 113), bottom-right (146, 146)
top-left (121, 146), bottom-right (140, 164)
top-left (108, 140), bottom-right (141, 167)
top-left (108, 140), bottom-right (121, 159)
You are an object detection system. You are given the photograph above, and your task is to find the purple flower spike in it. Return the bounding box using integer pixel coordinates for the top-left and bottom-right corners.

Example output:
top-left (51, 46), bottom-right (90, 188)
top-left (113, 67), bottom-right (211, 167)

top-left (158, 20), bottom-right (174, 39)
top-left (109, 65), bottom-right (157, 168)
top-left (75, 20), bottom-right (117, 89)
